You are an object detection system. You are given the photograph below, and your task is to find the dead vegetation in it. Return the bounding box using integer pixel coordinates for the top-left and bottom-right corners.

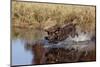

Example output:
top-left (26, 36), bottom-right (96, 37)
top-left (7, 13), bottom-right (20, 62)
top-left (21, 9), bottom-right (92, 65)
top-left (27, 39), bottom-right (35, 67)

top-left (12, 1), bottom-right (96, 65)
top-left (12, 1), bottom-right (96, 40)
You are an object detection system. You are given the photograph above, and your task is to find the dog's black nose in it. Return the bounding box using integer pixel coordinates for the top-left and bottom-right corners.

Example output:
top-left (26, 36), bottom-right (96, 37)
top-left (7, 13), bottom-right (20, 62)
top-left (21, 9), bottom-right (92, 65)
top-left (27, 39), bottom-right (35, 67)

top-left (45, 37), bottom-right (49, 40)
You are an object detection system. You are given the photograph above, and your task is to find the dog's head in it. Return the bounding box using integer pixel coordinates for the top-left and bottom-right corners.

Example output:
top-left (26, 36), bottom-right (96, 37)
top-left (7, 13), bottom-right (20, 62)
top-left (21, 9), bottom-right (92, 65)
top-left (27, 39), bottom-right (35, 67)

top-left (44, 25), bottom-right (60, 43)
top-left (44, 23), bottom-right (77, 43)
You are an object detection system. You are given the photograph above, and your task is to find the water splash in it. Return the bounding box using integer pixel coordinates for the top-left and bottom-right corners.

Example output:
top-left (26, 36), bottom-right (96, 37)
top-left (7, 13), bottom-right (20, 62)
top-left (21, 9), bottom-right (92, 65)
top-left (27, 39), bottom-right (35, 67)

top-left (68, 32), bottom-right (91, 42)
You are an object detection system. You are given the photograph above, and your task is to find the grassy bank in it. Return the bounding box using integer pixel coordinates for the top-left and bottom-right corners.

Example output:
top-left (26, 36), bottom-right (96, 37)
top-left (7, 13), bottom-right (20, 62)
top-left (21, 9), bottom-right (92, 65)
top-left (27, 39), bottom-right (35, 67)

top-left (12, 1), bottom-right (96, 39)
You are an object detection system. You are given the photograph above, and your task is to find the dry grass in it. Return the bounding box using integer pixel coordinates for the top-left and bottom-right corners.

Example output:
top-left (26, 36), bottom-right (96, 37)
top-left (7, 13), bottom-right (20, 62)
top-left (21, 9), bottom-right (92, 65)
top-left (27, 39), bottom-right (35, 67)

top-left (12, 1), bottom-right (96, 39)
top-left (12, 1), bottom-right (96, 63)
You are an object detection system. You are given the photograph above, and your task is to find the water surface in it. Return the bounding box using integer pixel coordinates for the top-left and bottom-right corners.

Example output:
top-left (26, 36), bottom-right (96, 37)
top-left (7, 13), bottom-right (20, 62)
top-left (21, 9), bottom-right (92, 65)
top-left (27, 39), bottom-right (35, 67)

top-left (12, 39), bottom-right (33, 66)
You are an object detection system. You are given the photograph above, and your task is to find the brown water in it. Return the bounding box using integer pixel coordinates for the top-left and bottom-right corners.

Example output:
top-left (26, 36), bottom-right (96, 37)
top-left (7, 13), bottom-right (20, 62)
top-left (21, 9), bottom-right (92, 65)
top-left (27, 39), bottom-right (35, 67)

top-left (11, 29), bottom-right (96, 66)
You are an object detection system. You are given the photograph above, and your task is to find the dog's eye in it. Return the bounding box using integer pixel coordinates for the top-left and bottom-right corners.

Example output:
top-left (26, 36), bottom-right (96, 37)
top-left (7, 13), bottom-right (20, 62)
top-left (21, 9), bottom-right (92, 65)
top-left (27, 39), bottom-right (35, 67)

top-left (55, 31), bottom-right (59, 34)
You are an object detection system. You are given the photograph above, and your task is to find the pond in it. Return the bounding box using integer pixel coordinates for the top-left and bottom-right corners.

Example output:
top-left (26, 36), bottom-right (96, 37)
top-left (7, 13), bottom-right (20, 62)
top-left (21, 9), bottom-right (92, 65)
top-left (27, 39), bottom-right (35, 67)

top-left (11, 29), bottom-right (96, 66)
top-left (12, 39), bottom-right (33, 66)
top-left (11, 28), bottom-right (48, 66)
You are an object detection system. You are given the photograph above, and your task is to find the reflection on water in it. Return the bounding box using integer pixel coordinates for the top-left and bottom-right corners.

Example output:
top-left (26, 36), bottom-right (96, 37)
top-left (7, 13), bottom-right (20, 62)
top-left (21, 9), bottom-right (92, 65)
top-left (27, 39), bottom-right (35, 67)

top-left (12, 38), bottom-right (96, 66)
top-left (12, 39), bottom-right (33, 66)
top-left (12, 28), bottom-right (96, 66)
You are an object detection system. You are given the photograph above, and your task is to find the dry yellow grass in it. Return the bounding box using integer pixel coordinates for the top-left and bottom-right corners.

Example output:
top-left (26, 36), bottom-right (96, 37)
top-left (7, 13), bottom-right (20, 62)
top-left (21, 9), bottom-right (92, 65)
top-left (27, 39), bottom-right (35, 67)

top-left (12, 1), bottom-right (96, 39)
